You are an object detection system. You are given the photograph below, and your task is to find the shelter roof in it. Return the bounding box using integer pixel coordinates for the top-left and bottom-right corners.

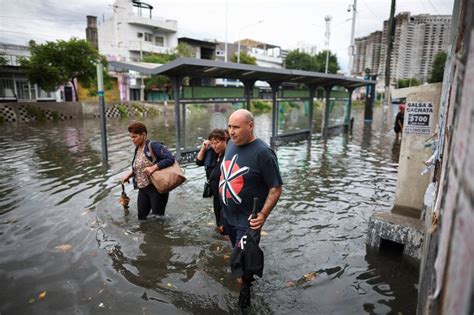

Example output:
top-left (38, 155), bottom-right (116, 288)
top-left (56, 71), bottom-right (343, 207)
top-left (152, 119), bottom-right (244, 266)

top-left (109, 58), bottom-right (375, 89)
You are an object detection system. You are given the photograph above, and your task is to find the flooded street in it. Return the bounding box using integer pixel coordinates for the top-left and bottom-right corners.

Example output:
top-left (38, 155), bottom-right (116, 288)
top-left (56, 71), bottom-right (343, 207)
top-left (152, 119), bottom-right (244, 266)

top-left (0, 106), bottom-right (418, 314)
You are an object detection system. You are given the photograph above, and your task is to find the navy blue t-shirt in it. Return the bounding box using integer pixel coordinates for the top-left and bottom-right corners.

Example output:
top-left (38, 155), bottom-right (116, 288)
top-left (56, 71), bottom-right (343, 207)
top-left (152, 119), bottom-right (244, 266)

top-left (220, 138), bottom-right (283, 227)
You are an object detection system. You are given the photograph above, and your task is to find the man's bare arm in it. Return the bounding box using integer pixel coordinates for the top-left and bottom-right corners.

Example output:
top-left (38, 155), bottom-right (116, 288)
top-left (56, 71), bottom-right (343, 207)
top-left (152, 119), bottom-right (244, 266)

top-left (249, 186), bottom-right (282, 230)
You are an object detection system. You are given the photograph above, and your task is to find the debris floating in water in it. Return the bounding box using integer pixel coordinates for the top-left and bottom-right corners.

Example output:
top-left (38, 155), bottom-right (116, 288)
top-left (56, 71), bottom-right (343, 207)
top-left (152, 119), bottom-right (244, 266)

top-left (38, 290), bottom-right (47, 300)
top-left (54, 244), bottom-right (72, 253)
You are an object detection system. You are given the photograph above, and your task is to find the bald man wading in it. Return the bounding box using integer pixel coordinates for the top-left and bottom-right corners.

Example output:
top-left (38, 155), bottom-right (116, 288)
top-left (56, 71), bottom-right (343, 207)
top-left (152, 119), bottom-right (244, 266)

top-left (220, 109), bottom-right (283, 312)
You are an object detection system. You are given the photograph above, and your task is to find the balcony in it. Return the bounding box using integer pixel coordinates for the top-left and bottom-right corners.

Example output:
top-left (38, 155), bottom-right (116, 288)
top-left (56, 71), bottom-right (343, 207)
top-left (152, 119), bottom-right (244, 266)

top-left (127, 40), bottom-right (172, 54)
top-left (127, 16), bottom-right (177, 33)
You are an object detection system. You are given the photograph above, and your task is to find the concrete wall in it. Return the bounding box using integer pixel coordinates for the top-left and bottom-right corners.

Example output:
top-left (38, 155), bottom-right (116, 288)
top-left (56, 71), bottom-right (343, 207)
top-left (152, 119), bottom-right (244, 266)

top-left (0, 101), bottom-right (171, 123)
top-left (393, 83), bottom-right (441, 214)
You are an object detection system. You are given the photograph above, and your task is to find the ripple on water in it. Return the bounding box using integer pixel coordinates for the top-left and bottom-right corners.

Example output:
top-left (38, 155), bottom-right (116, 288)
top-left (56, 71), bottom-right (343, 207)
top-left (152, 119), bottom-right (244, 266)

top-left (0, 110), bottom-right (418, 314)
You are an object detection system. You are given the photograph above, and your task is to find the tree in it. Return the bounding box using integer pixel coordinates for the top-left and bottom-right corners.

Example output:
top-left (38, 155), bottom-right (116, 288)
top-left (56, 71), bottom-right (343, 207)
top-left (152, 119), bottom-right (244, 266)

top-left (0, 53), bottom-right (8, 66)
top-left (176, 42), bottom-right (194, 58)
top-left (284, 49), bottom-right (339, 73)
top-left (397, 77), bottom-right (420, 88)
top-left (20, 38), bottom-right (105, 101)
top-left (143, 44), bottom-right (196, 92)
top-left (429, 51), bottom-right (447, 83)
top-left (284, 50), bottom-right (315, 71)
top-left (314, 50), bottom-right (340, 74)
top-left (231, 51), bottom-right (257, 65)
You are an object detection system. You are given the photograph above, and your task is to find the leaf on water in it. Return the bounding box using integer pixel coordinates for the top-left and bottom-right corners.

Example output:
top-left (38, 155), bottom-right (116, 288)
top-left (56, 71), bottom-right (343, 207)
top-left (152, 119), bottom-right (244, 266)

top-left (223, 254), bottom-right (230, 261)
top-left (55, 244), bottom-right (72, 253)
top-left (261, 230), bottom-right (269, 236)
top-left (303, 272), bottom-right (317, 281)
top-left (38, 291), bottom-right (47, 300)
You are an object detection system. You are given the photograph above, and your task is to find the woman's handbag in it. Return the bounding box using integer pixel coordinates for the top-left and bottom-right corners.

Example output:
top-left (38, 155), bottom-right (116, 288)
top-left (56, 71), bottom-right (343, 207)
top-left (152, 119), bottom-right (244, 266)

top-left (202, 180), bottom-right (212, 198)
top-left (148, 142), bottom-right (186, 193)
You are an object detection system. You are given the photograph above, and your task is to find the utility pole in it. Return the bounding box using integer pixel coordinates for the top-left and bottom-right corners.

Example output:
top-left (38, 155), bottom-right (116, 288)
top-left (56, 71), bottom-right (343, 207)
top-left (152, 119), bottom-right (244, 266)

top-left (348, 0), bottom-right (357, 76)
top-left (223, 0), bottom-right (228, 87)
top-left (384, 0), bottom-right (396, 111)
top-left (324, 15), bottom-right (332, 74)
top-left (96, 63), bottom-right (108, 164)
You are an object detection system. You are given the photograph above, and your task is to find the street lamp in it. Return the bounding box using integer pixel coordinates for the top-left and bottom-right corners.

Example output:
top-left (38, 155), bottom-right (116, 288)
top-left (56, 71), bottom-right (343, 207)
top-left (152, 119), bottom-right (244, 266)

top-left (237, 20), bottom-right (264, 63)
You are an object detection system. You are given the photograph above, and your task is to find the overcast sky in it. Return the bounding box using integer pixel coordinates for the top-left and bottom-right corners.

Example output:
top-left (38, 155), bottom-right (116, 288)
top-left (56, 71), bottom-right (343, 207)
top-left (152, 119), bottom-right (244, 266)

top-left (0, 0), bottom-right (455, 72)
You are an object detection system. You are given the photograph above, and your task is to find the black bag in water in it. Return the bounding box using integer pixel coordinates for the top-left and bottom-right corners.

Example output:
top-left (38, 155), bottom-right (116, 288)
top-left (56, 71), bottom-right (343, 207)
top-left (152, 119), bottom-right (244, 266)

top-left (202, 180), bottom-right (212, 198)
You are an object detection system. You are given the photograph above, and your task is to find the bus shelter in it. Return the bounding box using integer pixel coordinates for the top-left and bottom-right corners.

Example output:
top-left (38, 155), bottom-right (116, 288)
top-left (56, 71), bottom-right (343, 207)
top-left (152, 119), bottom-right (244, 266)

top-left (110, 58), bottom-right (375, 161)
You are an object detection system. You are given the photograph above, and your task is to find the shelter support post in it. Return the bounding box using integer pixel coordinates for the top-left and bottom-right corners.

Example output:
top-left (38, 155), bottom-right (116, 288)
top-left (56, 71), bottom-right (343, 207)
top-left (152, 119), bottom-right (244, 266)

top-left (322, 85), bottom-right (333, 139)
top-left (171, 76), bottom-right (182, 159)
top-left (269, 82), bottom-right (281, 146)
top-left (241, 79), bottom-right (256, 111)
top-left (345, 87), bottom-right (355, 132)
top-left (307, 85), bottom-right (316, 135)
top-left (364, 76), bottom-right (376, 122)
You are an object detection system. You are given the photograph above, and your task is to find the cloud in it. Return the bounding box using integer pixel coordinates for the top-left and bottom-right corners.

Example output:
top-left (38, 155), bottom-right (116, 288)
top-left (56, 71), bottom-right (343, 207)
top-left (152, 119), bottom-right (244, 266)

top-left (0, 0), bottom-right (455, 72)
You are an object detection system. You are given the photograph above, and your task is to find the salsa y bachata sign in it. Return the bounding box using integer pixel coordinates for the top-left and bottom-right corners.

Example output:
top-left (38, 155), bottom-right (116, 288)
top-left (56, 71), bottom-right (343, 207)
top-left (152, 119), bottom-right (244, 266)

top-left (405, 101), bottom-right (434, 134)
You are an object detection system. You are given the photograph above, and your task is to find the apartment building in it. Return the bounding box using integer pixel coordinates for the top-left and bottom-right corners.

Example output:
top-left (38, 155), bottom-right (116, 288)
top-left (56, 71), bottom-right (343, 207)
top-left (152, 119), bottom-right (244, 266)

top-left (353, 31), bottom-right (382, 76)
top-left (354, 13), bottom-right (451, 85)
top-left (379, 12), bottom-right (451, 84)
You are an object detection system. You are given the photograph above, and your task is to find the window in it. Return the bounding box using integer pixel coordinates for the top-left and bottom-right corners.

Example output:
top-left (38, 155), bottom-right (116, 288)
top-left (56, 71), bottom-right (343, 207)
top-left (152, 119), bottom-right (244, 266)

top-left (144, 33), bottom-right (153, 42)
top-left (155, 36), bottom-right (164, 46)
top-left (0, 78), bottom-right (15, 98)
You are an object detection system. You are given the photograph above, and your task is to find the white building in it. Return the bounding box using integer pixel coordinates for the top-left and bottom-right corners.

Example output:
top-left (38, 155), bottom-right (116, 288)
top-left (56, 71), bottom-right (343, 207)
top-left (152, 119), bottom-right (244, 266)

top-left (295, 41), bottom-right (318, 55)
top-left (98, 0), bottom-right (178, 62)
top-left (97, 0), bottom-right (178, 100)
top-left (0, 43), bottom-right (62, 102)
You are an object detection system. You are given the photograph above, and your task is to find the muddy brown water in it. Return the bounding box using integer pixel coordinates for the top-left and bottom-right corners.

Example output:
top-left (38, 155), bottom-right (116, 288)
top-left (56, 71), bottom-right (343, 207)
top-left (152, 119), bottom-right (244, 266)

top-left (0, 105), bottom-right (417, 314)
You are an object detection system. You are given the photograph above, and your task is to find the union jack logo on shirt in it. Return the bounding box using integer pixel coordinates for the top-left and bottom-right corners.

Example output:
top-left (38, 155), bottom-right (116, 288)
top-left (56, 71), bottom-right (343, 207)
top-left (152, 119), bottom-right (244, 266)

top-left (220, 154), bottom-right (249, 205)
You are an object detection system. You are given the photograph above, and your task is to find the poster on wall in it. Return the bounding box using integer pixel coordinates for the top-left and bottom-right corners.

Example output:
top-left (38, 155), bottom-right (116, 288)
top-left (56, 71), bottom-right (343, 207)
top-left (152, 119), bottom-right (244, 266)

top-left (404, 101), bottom-right (434, 134)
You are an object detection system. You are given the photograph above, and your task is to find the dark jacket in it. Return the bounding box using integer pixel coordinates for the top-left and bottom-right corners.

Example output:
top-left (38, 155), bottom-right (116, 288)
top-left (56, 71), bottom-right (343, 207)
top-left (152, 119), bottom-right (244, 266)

top-left (196, 147), bottom-right (217, 179)
top-left (131, 140), bottom-right (175, 189)
top-left (196, 148), bottom-right (223, 197)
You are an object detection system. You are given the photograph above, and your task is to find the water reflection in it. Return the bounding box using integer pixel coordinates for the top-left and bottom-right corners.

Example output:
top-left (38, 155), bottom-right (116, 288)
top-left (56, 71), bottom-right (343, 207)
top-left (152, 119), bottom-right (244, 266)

top-left (0, 106), bottom-right (412, 315)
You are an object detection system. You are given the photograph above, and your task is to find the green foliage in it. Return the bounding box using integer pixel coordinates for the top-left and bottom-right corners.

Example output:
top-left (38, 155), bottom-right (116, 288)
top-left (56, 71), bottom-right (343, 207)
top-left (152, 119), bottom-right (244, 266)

top-left (143, 52), bottom-right (178, 92)
top-left (20, 38), bottom-right (105, 101)
top-left (284, 50), bottom-right (340, 73)
top-left (397, 78), bottom-right (420, 88)
top-left (143, 53), bottom-right (176, 64)
top-left (144, 75), bottom-right (170, 91)
top-left (116, 103), bottom-right (129, 118)
top-left (251, 100), bottom-right (272, 113)
top-left (176, 42), bottom-right (195, 58)
top-left (231, 51), bottom-right (257, 65)
top-left (26, 106), bottom-right (46, 122)
top-left (429, 51), bottom-right (447, 83)
top-left (146, 107), bottom-right (158, 117)
top-left (51, 111), bottom-right (60, 121)
top-left (0, 53), bottom-right (8, 66)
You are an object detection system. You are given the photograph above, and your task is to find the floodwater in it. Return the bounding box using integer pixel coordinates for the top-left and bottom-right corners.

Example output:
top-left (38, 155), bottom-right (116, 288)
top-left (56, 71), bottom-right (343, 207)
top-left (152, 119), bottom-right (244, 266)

top-left (0, 105), bottom-right (417, 314)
